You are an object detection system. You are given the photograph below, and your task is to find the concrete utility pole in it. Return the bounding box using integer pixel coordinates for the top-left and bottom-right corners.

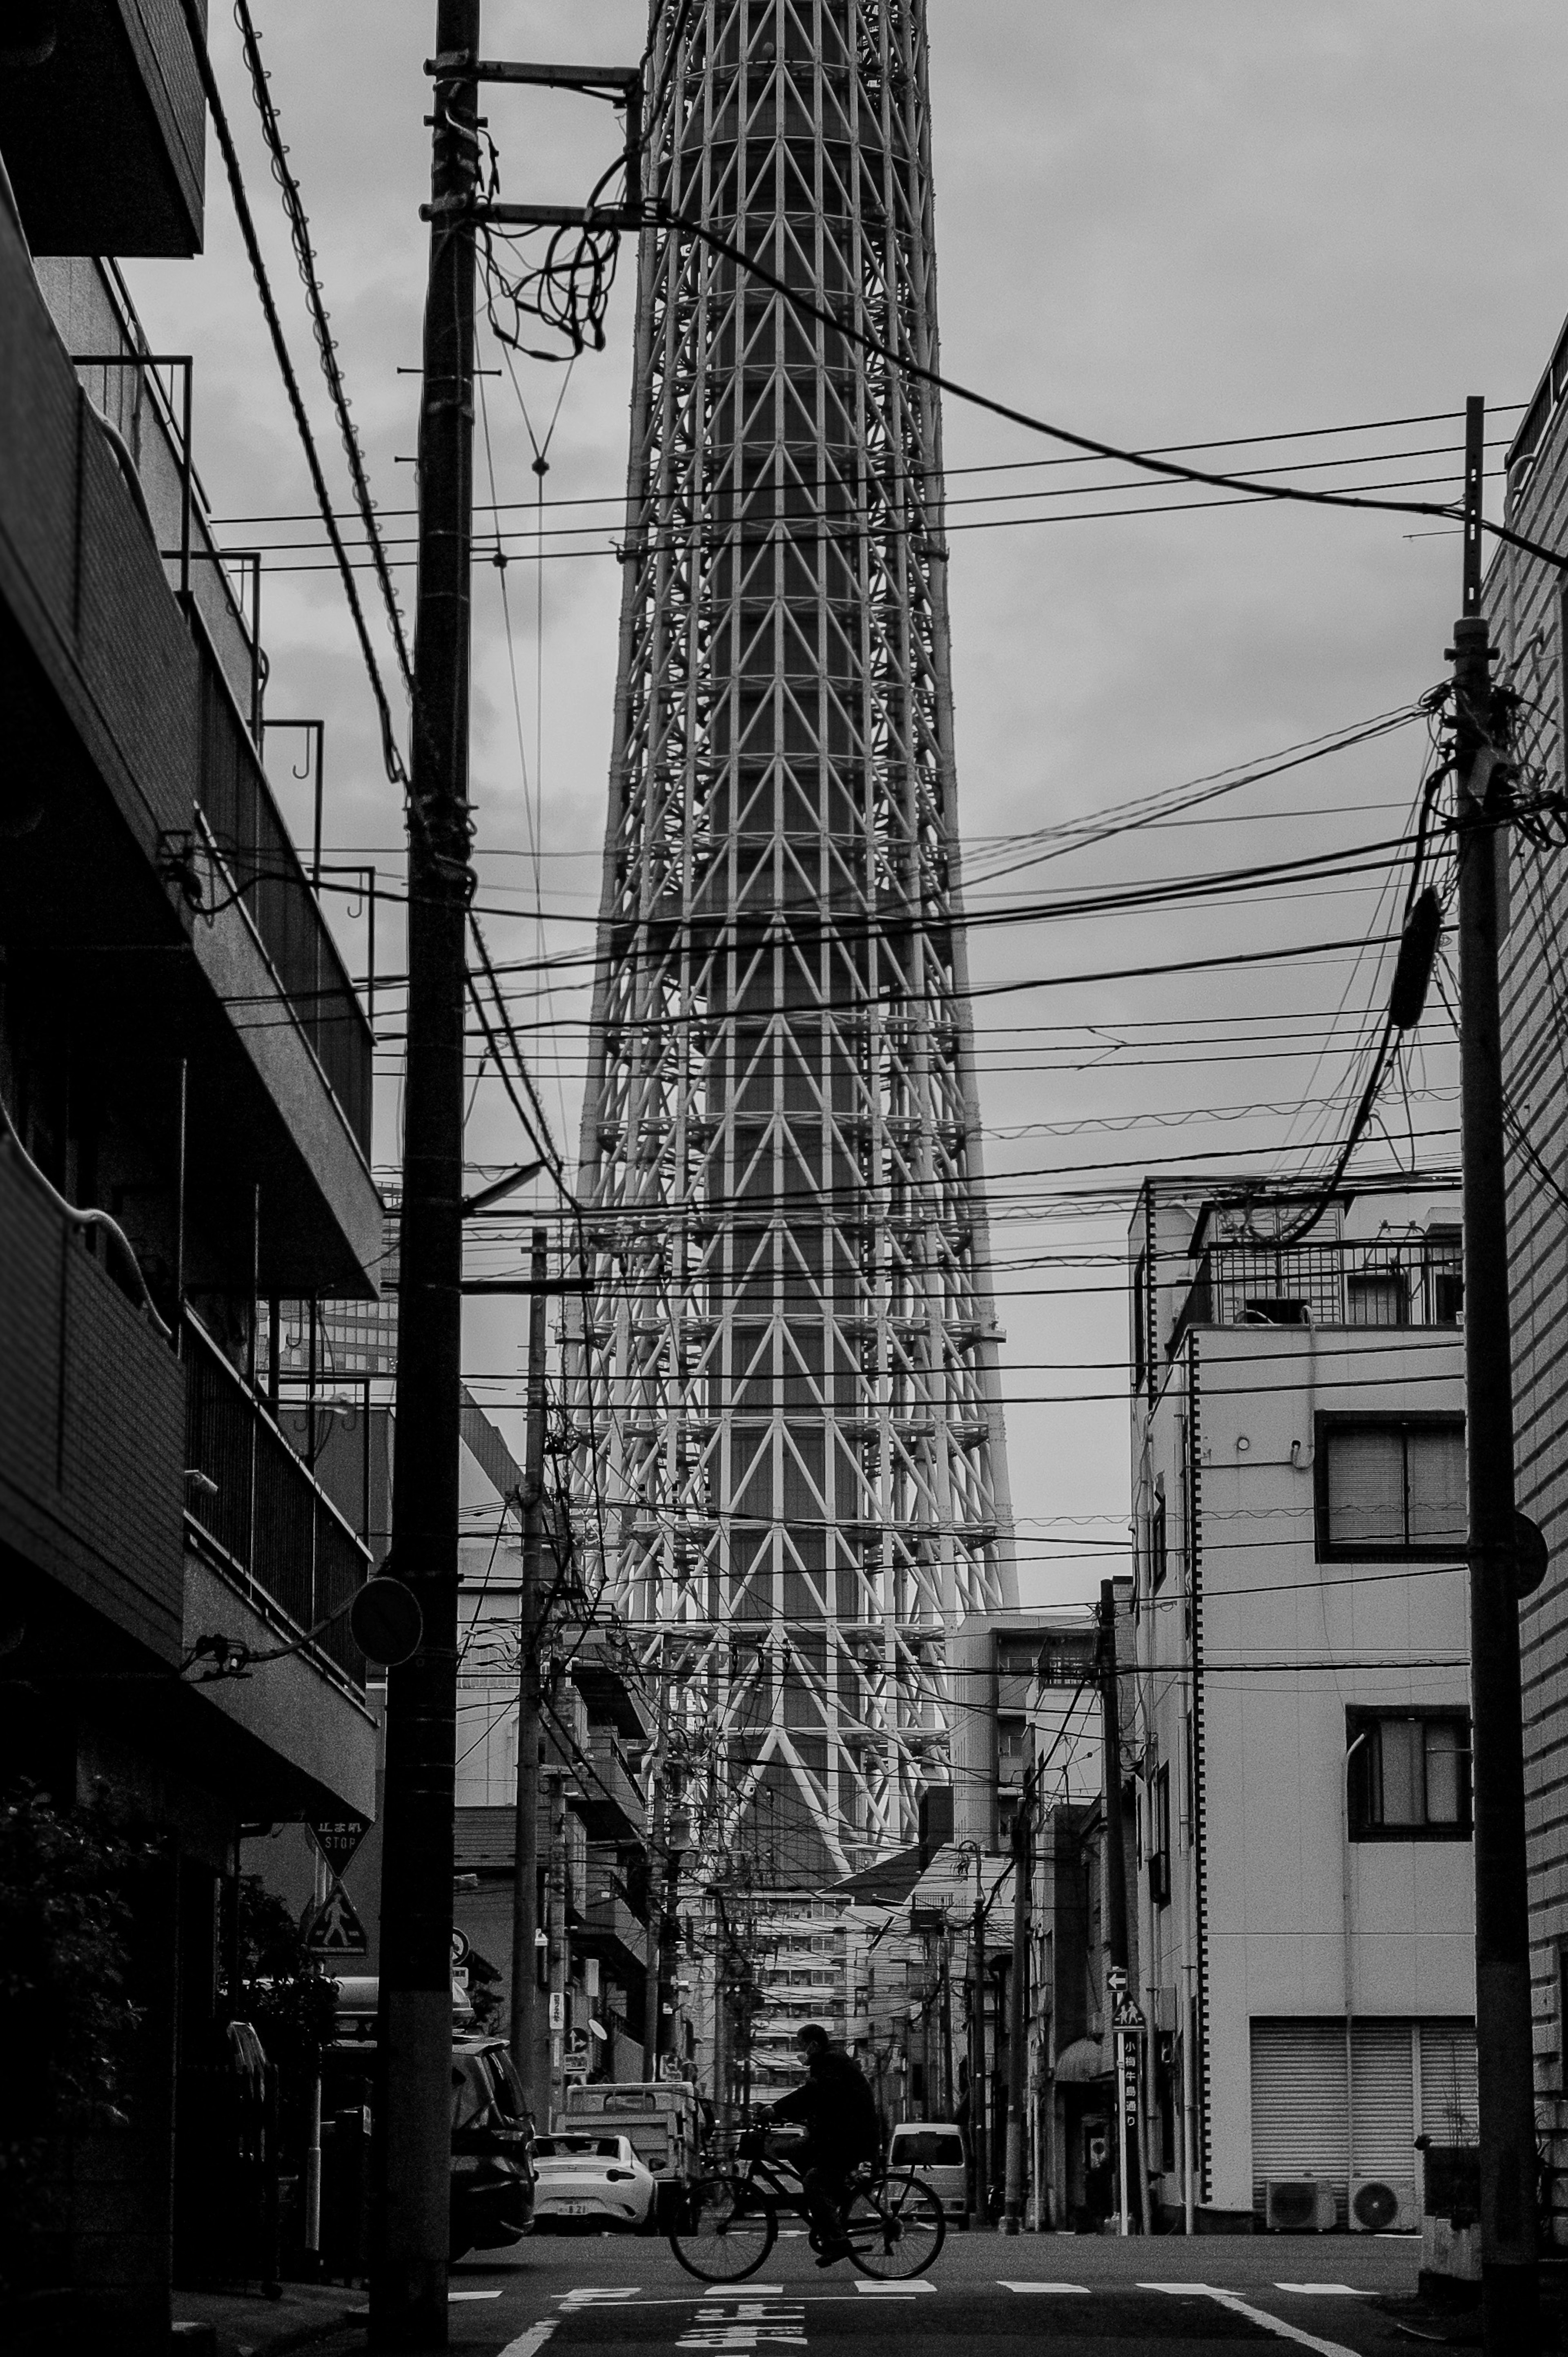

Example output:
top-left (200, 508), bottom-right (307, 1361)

top-left (1001, 1804), bottom-right (1031, 2233)
top-left (1454, 393), bottom-right (1539, 2354)
top-left (655, 1793), bottom-right (688, 2074)
top-left (509, 1229), bottom-right (548, 2106)
top-left (1098, 1580), bottom-right (1136, 2232)
top-left (969, 1847), bottom-right (989, 2229)
top-left (546, 1767), bottom-right (569, 2127)
top-left (372, 8), bottom-right (478, 2347)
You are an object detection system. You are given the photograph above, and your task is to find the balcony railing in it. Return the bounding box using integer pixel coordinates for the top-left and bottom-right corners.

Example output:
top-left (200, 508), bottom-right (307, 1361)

top-left (57, 261), bottom-right (372, 1158)
top-left (1176, 1234), bottom-right (1463, 1342)
top-left (183, 1311), bottom-right (370, 1688)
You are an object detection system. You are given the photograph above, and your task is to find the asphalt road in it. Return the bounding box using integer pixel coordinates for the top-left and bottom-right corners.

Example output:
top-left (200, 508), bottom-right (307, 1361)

top-left (437, 2225), bottom-right (1428, 2357)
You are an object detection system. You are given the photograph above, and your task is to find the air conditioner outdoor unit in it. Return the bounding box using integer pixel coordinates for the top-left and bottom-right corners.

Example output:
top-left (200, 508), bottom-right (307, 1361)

top-left (1265, 2178), bottom-right (1336, 2232)
top-left (1350, 2175), bottom-right (1419, 2233)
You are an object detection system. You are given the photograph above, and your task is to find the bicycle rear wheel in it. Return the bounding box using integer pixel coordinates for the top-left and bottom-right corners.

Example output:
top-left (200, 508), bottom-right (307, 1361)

top-left (668, 2174), bottom-right (778, 2283)
top-left (844, 2170), bottom-right (945, 2279)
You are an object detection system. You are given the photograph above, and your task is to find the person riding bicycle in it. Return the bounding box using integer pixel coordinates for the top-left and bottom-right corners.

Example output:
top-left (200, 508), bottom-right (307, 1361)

top-left (768, 2023), bottom-right (880, 2265)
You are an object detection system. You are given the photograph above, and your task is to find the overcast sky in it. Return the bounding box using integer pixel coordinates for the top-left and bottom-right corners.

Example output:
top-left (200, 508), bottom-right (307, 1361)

top-left (125, 3), bottom-right (1568, 1606)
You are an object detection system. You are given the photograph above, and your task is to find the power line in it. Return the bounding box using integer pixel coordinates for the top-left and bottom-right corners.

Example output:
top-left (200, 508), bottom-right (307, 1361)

top-left (174, 0), bottom-right (408, 789)
top-left (658, 203), bottom-right (1554, 565)
top-left (205, 405), bottom-right (1528, 529)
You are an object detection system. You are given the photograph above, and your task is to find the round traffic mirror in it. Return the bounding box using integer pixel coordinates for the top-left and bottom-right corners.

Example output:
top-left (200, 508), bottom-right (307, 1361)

top-left (350, 1575), bottom-right (423, 1666)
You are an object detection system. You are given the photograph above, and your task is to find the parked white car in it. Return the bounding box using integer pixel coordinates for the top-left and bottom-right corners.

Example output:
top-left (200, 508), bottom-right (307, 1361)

top-left (531, 2132), bottom-right (656, 2232)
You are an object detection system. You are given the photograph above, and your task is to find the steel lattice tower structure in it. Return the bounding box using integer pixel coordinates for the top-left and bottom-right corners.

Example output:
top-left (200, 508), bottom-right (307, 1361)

top-left (569, 0), bottom-right (1016, 1883)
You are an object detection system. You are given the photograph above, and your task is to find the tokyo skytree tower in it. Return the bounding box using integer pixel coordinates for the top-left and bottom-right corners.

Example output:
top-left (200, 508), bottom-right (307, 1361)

top-left (569, 0), bottom-right (1016, 1882)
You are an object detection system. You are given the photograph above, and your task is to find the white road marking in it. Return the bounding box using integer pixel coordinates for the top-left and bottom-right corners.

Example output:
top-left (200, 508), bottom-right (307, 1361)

top-left (561, 2288), bottom-right (641, 2304)
top-left (706, 2284), bottom-right (785, 2295)
top-left (852, 2279), bottom-right (935, 2294)
top-left (998, 2281), bottom-right (1090, 2293)
top-left (678, 2297), bottom-right (808, 2348)
top-left (1274, 2284), bottom-right (1372, 2297)
top-left (449, 2289), bottom-right (504, 2301)
top-left (1138, 2285), bottom-right (1363, 2357)
top-left (499, 2325), bottom-right (559, 2357)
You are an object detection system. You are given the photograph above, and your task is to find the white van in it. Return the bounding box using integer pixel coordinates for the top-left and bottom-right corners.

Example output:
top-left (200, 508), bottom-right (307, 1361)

top-left (885, 2122), bottom-right (968, 2223)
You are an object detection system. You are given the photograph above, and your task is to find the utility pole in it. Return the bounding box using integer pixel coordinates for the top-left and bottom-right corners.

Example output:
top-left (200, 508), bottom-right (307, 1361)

top-left (939, 1920), bottom-right (953, 2119)
top-left (509, 1230), bottom-right (548, 2107)
top-left (643, 1666), bottom-right (668, 2082)
top-left (1454, 392), bottom-right (1539, 2354)
top-left (655, 1793), bottom-right (688, 2076)
top-left (1098, 1579), bottom-right (1137, 2231)
top-left (969, 1847), bottom-right (988, 2229)
top-left (1001, 1802), bottom-right (1031, 2234)
top-left (372, 7), bottom-right (478, 2348)
top-left (546, 1767), bottom-right (569, 2128)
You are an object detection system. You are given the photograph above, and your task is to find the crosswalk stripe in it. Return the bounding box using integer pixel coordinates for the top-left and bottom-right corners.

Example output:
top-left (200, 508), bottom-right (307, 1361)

top-left (999, 2281), bottom-right (1089, 2293)
top-left (499, 2326), bottom-right (559, 2357)
top-left (1138, 2286), bottom-right (1363, 2357)
top-left (853, 2279), bottom-right (935, 2295)
top-left (1273, 2284), bottom-right (1372, 2296)
top-left (705, 2285), bottom-right (784, 2296)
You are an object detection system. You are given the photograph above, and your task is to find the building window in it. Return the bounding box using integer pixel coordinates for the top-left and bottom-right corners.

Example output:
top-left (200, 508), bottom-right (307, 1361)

top-left (1132, 1248), bottom-right (1148, 1394)
top-left (1243, 1296), bottom-right (1309, 1326)
top-left (1314, 1414), bottom-right (1466, 1561)
top-left (1347, 1710), bottom-right (1471, 1840)
top-left (1347, 1270), bottom-right (1407, 1328)
top-left (1149, 1762), bottom-right (1172, 1905)
top-left (1152, 1483), bottom-right (1168, 1592)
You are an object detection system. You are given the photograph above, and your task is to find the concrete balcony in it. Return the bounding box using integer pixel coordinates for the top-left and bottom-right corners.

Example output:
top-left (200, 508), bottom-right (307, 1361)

top-left (574, 1733), bottom-right (646, 1843)
top-left (0, 1128), bottom-right (185, 1662)
top-left (0, 206), bottom-right (379, 1295)
top-left (574, 1892), bottom-right (650, 1987)
top-left (0, 0), bottom-right (206, 259)
top-left (182, 1310), bottom-right (371, 1692)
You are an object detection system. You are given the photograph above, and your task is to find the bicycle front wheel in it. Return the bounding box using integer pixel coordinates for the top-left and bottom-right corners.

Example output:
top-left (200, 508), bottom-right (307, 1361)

top-left (668, 2174), bottom-right (778, 2283)
top-left (844, 2170), bottom-right (946, 2279)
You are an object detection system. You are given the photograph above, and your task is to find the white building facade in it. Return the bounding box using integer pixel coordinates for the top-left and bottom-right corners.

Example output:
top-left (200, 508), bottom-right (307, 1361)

top-left (1130, 1179), bottom-right (1476, 2230)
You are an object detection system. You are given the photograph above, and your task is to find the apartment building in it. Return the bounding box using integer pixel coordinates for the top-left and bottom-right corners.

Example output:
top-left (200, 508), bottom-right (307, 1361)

top-left (1485, 338), bottom-right (1568, 2243)
top-left (1129, 1178), bottom-right (1474, 2232)
top-left (0, 13), bottom-right (381, 2341)
top-left (452, 1435), bottom-right (656, 2103)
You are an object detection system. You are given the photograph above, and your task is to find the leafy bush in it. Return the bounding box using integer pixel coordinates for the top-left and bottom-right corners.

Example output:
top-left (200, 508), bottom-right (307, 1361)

top-left (0, 1782), bottom-right (154, 2288)
top-left (220, 1877), bottom-right (338, 2077)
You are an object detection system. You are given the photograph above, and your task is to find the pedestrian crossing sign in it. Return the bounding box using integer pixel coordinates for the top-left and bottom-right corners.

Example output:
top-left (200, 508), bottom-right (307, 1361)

top-left (305, 1880), bottom-right (369, 1956)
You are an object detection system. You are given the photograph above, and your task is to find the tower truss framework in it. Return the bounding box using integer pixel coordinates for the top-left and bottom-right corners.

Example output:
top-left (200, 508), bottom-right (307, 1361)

top-left (569, 0), bottom-right (1016, 1882)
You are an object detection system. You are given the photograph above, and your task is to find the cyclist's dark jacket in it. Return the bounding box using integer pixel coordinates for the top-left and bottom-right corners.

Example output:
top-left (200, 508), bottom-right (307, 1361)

top-left (771, 2048), bottom-right (880, 2159)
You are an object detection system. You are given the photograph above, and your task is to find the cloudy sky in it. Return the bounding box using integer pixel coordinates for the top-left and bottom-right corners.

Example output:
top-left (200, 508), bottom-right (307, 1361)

top-left (125, 3), bottom-right (1568, 1606)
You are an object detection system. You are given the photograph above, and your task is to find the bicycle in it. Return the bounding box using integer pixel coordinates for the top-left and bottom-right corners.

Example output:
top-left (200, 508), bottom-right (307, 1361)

top-left (668, 2128), bottom-right (946, 2283)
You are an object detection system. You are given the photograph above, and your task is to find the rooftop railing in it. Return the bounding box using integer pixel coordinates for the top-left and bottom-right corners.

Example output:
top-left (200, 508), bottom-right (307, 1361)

top-left (1174, 1233), bottom-right (1463, 1344)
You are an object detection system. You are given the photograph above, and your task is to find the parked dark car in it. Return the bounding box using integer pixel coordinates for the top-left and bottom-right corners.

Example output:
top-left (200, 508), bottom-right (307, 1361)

top-left (449, 2037), bottom-right (535, 2258)
top-left (324, 1983), bottom-right (535, 2262)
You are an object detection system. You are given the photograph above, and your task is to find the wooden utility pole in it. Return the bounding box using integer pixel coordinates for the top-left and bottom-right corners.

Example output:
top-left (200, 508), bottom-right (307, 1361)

top-left (370, 8), bottom-right (478, 2346)
top-left (509, 1230), bottom-right (549, 2105)
top-left (1001, 1802), bottom-right (1031, 2234)
top-left (1454, 393), bottom-right (1539, 2353)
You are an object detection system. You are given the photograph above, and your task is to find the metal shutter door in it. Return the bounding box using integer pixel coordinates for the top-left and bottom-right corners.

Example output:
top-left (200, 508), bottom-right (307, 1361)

top-left (1250, 2020), bottom-right (1348, 2214)
top-left (1350, 2022), bottom-right (1416, 2177)
top-left (1419, 2020), bottom-right (1479, 2145)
